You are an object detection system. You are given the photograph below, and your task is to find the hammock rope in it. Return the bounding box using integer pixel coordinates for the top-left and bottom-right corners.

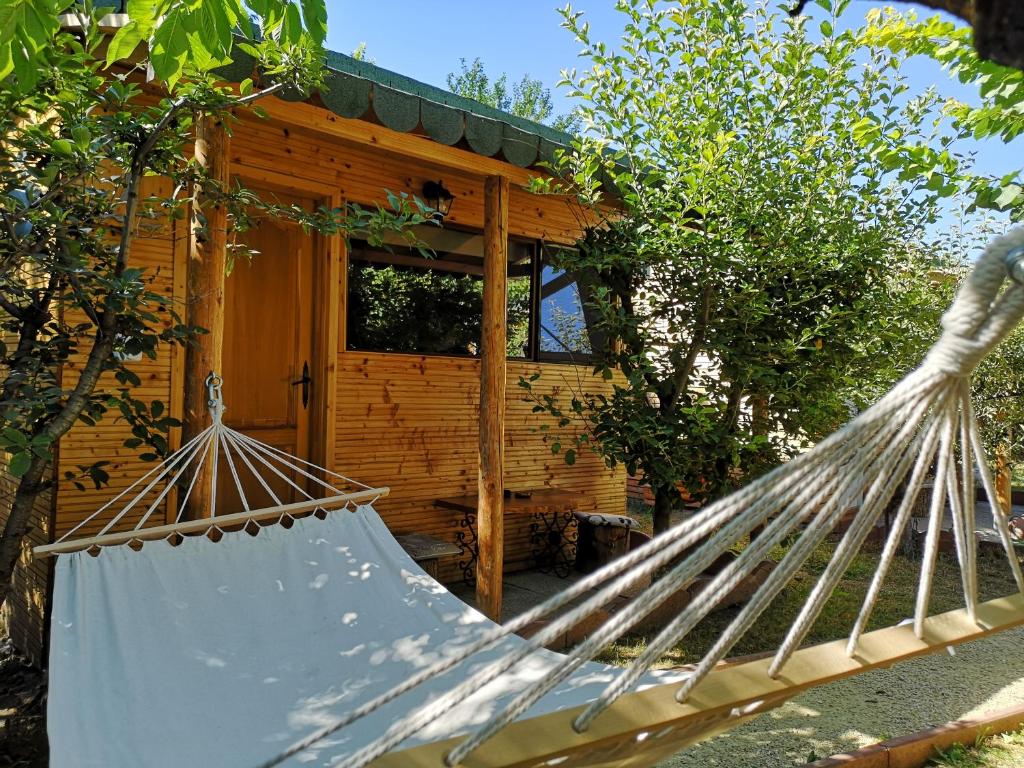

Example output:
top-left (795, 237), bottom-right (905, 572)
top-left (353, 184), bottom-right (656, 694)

top-left (258, 228), bottom-right (1024, 768)
top-left (37, 374), bottom-right (388, 557)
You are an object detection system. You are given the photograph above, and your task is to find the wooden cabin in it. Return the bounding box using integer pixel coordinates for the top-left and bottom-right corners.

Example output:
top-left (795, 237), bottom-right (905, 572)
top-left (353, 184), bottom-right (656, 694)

top-left (1, 52), bottom-right (625, 664)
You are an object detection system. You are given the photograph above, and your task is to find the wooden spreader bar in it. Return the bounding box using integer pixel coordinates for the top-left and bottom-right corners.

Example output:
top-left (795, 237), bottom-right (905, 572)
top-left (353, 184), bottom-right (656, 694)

top-left (371, 593), bottom-right (1024, 768)
top-left (33, 487), bottom-right (389, 557)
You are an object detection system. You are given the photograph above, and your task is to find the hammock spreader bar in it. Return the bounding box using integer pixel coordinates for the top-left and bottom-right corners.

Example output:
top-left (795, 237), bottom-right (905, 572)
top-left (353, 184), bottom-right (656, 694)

top-left (34, 373), bottom-right (387, 558)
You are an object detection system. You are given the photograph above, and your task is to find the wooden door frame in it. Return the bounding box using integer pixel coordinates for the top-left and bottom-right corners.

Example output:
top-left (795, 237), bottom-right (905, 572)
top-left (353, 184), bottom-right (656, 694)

top-left (230, 166), bottom-right (339, 474)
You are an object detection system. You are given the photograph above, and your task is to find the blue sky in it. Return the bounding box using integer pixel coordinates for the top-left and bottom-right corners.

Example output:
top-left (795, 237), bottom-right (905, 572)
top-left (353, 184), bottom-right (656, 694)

top-left (324, 1), bottom-right (1015, 222)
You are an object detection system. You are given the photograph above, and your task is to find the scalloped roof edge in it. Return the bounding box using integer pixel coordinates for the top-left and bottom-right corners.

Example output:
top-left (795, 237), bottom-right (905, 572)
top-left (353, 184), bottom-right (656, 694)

top-left (215, 49), bottom-right (574, 169)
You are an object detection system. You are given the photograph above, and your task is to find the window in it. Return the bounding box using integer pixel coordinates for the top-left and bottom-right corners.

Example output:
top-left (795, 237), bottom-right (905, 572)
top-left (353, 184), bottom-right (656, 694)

top-left (346, 225), bottom-right (534, 358)
top-left (536, 245), bottom-right (595, 362)
top-left (345, 228), bottom-right (598, 363)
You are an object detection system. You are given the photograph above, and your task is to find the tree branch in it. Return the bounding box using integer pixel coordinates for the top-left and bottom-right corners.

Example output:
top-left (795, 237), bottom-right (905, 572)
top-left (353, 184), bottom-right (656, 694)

top-left (668, 283), bottom-right (713, 412)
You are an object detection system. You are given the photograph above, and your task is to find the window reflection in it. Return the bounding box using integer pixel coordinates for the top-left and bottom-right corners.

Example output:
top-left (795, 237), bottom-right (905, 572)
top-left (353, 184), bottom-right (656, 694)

top-left (538, 246), bottom-right (594, 361)
top-left (346, 225), bottom-right (533, 358)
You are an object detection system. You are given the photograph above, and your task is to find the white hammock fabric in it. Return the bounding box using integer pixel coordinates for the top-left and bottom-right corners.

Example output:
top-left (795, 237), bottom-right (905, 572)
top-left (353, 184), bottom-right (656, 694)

top-left (46, 504), bottom-right (681, 767)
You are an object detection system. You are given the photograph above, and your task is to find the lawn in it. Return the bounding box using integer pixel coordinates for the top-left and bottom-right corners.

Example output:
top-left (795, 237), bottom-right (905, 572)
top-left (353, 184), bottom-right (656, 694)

top-left (930, 729), bottom-right (1024, 767)
top-left (600, 508), bottom-right (1023, 667)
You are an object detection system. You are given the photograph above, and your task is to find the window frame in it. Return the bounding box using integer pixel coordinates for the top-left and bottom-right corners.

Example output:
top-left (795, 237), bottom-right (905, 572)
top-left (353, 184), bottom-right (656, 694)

top-left (533, 243), bottom-right (595, 365)
top-left (344, 224), bottom-right (538, 361)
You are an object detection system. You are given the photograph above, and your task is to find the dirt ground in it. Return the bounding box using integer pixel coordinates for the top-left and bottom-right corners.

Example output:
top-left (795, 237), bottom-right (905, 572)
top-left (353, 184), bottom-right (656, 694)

top-left (0, 641), bottom-right (47, 768)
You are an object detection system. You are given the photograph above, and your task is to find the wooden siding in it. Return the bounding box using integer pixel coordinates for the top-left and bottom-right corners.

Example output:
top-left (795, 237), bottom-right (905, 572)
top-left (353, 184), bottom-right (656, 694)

top-left (54, 178), bottom-right (185, 539)
top-left (230, 111), bottom-right (587, 245)
top-left (335, 353), bottom-right (625, 582)
top-left (0, 468), bottom-right (52, 663)
top-left (45, 110), bottom-right (624, 590)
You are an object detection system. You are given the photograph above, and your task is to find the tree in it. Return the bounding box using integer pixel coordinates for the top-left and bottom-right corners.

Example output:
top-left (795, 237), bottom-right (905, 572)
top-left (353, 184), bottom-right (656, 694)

top-left (792, 0), bottom-right (1024, 71)
top-left (522, 0), bottom-right (1000, 534)
top-left (860, 9), bottom-right (1024, 217)
top-left (446, 57), bottom-right (579, 133)
top-left (0, 1), bottom-right (427, 611)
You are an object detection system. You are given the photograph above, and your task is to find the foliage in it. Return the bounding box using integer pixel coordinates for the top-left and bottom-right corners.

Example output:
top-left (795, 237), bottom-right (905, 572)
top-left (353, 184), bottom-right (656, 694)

top-left (446, 57), bottom-right (579, 133)
top-left (350, 42), bottom-right (373, 63)
top-left (0, 0), bottom-right (429, 609)
top-left (522, 0), bottom-right (999, 533)
top-left (347, 261), bottom-right (531, 357)
top-left (860, 9), bottom-right (1024, 219)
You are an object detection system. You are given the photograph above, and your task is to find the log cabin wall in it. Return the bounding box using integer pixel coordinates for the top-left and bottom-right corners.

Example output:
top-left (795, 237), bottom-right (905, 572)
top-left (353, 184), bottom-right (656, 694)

top-left (335, 354), bottom-right (623, 582)
top-left (47, 103), bottom-right (623, 587)
top-left (228, 107), bottom-right (624, 581)
top-left (53, 177), bottom-right (185, 540)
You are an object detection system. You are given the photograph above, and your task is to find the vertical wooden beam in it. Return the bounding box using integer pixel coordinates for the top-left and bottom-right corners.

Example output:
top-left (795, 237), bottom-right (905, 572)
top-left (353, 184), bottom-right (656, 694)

top-left (181, 115), bottom-right (230, 520)
top-left (477, 175), bottom-right (509, 621)
top-left (313, 191), bottom-right (343, 474)
top-left (997, 442), bottom-right (1013, 518)
top-left (165, 201), bottom-right (189, 523)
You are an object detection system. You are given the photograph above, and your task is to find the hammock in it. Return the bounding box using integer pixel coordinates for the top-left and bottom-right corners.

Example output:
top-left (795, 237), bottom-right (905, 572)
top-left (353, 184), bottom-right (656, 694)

top-left (38, 228), bottom-right (1024, 767)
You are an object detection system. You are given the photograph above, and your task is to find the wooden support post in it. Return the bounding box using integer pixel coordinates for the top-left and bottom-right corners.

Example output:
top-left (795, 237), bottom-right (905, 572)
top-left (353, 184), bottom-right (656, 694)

top-left (997, 442), bottom-right (1013, 518)
top-left (477, 175), bottom-right (509, 621)
top-left (181, 115), bottom-right (230, 520)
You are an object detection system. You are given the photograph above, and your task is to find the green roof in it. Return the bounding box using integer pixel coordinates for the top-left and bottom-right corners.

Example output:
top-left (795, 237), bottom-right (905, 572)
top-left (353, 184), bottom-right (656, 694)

top-left (218, 50), bottom-right (574, 169)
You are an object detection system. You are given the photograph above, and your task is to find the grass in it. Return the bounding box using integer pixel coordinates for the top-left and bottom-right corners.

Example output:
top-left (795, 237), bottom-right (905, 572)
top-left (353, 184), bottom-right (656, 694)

top-left (929, 729), bottom-right (1024, 767)
top-left (597, 505), bottom-right (1022, 667)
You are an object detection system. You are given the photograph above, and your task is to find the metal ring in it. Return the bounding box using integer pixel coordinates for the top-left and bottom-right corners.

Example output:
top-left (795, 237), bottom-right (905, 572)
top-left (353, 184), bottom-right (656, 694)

top-left (1007, 246), bottom-right (1024, 285)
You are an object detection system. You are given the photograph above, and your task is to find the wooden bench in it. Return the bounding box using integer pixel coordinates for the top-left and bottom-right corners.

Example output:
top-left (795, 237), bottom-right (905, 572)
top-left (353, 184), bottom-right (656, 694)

top-left (394, 533), bottom-right (462, 579)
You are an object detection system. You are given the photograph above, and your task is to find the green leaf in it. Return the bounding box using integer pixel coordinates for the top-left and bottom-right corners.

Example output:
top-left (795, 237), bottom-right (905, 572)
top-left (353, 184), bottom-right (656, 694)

top-left (995, 183), bottom-right (1023, 209)
top-left (8, 451), bottom-right (31, 478)
top-left (106, 20), bottom-right (144, 67)
top-left (2, 428), bottom-right (28, 449)
top-left (148, 7), bottom-right (191, 86)
top-left (300, 0), bottom-right (328, 45)
top-left (51, 138), bottom-right (74, 157)
top-left (0, 42), bottom-right (14, 82)
top-left (125, 0), bottom-right (159, 38)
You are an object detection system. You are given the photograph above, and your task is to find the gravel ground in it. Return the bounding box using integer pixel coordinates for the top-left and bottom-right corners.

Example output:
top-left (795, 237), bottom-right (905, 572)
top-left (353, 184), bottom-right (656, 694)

top-left (660, 625), bottom-right (1024, 767)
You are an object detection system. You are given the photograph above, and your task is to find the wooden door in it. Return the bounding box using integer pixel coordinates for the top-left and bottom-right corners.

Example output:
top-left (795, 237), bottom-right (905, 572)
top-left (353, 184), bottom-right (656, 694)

top-left (218, 198), bottom-right (316, 512)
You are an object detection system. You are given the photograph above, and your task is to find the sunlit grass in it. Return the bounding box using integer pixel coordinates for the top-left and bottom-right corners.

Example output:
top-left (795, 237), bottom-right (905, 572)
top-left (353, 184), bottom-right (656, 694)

top-left (929, 729), bottom-right (1024, 767)
top-left (596, 536), bottom-right (1022, 668)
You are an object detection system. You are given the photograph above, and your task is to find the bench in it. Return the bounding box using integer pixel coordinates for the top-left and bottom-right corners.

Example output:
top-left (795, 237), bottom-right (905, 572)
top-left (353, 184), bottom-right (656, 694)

top-left (394, 533), bottom-right (462, 579)
top-left (573, 512), bottom-right (641, 573)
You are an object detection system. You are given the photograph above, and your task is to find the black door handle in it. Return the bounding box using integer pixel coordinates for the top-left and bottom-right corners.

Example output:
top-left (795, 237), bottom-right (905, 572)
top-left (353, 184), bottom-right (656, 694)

top-left (291, 361), bottom-right (311, 409)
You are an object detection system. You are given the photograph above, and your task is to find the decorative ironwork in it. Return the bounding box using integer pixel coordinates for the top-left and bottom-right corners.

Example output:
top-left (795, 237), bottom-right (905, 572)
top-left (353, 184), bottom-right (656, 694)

top-left (530, 510), bottom-right (578, 578)
top-left (454, 510), bottom-right (478, 585)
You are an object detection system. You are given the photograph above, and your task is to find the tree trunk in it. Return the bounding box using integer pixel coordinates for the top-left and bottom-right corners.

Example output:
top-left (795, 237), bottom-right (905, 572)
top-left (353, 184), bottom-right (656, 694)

top-left (652, 483), bottom-right (677, 536)
top-left (0, 455), bottom-right (49, 610)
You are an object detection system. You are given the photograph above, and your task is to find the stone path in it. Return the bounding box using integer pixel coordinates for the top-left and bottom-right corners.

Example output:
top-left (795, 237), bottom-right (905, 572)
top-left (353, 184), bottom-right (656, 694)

top-left (660, 625), bottom-right (1024, 767)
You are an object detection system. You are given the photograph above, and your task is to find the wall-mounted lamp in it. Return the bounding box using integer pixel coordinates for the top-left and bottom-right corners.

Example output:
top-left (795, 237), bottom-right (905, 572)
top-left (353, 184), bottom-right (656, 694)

top-left (422, 180), bottom-right (455, 221)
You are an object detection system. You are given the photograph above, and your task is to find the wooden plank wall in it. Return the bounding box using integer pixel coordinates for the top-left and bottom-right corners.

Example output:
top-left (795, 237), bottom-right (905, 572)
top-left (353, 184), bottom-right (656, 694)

top-left (335, 354), bottom-right (624, 582)
top-left (230, 110), bottom-right (586, 243)
top-left (44, 105), bottom-right (624, 590)
top-left (0, 468), bottom-right (52, 663)
top-left (54, 177), bottom-right (185, 539)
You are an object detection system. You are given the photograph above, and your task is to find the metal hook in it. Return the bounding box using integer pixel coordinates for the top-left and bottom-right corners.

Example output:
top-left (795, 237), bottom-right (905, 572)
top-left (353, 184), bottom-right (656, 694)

top-left (1007, 246), bottom-right (1024, 285)
top-left (205, 372), bottom-right (225, 421)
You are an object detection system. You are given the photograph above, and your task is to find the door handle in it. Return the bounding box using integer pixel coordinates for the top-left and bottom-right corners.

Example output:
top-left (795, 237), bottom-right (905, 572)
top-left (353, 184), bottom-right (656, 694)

top-left (291, 361), bottom-right (311, 409)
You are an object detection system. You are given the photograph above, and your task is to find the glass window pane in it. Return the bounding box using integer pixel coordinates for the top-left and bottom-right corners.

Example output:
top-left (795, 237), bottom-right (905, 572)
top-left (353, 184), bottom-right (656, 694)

top-left (346, 225), bottom-right (533, 358)
top-left (539, 246), bottom-right (592, 359)
top-left (507, 239), bottom-right (533, 358)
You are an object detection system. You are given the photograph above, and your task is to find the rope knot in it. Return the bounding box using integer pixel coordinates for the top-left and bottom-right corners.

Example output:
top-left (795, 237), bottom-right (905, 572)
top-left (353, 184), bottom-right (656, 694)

top-left (920, 229), bottom-right (1024, 379)
top-left (921, 327), bottom-right (989, 377)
